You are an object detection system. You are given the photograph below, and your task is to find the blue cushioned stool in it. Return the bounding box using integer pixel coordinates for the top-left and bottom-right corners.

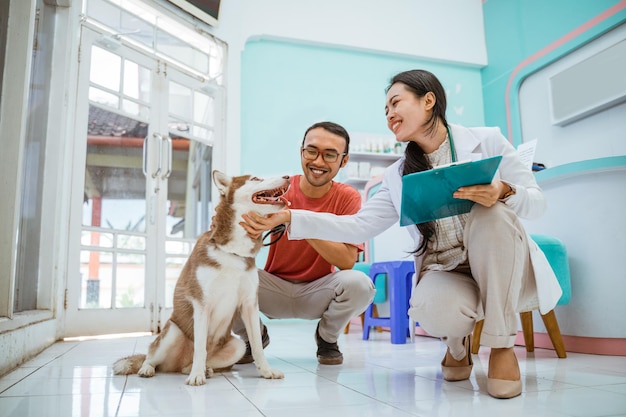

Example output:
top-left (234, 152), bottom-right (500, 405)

top-left (530, 234), bottom-right (571, 305)
top-left (362, 260), bottom-right (415, 344)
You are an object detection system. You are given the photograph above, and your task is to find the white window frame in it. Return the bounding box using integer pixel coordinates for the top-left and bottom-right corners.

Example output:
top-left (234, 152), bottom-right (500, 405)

top-left (0, 0), bottom-right (37, 322)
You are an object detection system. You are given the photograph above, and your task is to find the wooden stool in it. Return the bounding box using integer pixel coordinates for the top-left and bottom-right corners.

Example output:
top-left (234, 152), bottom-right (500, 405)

top-left (471, 234), bottom-right (570, 358)
top-left (472, 310), bottom-right (567, 358)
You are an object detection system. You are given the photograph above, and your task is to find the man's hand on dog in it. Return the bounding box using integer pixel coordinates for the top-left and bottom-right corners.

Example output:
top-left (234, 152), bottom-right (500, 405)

top-left (240, 210), bottom-right (291, 238)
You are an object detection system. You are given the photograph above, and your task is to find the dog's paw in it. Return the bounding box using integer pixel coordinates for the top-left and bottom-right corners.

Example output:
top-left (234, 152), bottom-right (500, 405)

top-left (257, 366), bottom-right (284, 379)
top-left (137, 364), bottom-right (155, 378)
top-left (205, 367), bottom-right (214, 378)
top-left (185, 372), bottom-right (206, 386)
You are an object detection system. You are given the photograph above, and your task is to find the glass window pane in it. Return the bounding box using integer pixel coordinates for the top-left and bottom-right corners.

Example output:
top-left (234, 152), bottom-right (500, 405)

top-left (208, 43), bottom-right (225, 84)
top-left (192, 126), bottom-right (212, 141)
top-left (121, 99), bottom-right (150, 119)
top-left (89, 87), bottom-right (119, 108)
top-left (87, 0), bottom-right (155, 49)
top-left (117, 234), bottom-right (146, 250)
top-left (83, 105), bottom-right (148, 234)
top-left (165, 256), bottom-right (186, 308)
top-left (123, 60), bottom-right (151, 102)
top-left (193, 91), bottom-right (214, 126)
top-left (87, 0), bottom-right (123, 30)
top-left (79, 250), bottom-right (113, 309)
top-left (116, 253), bottom-right (145, 308)
top-left (122, 99), bottom-right (139, 117)
top-left (90, 46), bottom-right (121, 91)
top-left (112, 200), bottom-right (144, 233)
top-left (81, 231), bottom-right (114, 248)
top-left (15, 46), bottom-right (49, 311)
top-left (169, 81), bottom-right (191, 119)
top-left (165, 240), bottom-right (193, 255)
top-left (155, 28), bottom-right (209, 74)
top-left (82, 198), bottom-right (147, 233)
top-left (166, 201), bottom-right (185, 239)
top-left (124, 23), bottom-right (156, 50)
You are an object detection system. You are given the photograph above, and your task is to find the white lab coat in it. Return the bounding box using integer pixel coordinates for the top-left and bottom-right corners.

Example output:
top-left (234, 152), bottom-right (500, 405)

top-left (289, 124), bottom-right (562, 314)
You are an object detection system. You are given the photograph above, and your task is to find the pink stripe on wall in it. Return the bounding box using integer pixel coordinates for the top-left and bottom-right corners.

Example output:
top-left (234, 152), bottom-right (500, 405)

top-left (505, 1), bottom-right (626, 143)
top-left (514, 333), bottom-right (626, 356)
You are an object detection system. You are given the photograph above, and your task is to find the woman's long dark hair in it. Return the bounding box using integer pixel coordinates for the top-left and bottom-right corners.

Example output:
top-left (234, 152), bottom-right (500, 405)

top-left (387, 70), bottom-right (449, 255)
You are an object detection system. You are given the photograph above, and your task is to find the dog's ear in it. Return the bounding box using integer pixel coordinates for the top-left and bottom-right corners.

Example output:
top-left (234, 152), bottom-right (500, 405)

top-left (212, 170), bottom-right (230, 196)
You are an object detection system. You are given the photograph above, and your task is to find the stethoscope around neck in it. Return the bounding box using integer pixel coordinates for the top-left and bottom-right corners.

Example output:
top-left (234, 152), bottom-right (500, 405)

top-left (262, 224), bottom-right (286, 246)
top-left (446, 125), bottom-right (457, 163)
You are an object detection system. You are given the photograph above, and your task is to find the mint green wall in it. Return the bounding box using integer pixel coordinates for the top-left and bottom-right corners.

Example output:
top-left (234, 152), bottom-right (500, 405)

top-left (481, 0), bottom-right (625, 145)
top-left (241, 39), bottom-right (484, 175)
top-left (240, 2), bottom-right (626, 169)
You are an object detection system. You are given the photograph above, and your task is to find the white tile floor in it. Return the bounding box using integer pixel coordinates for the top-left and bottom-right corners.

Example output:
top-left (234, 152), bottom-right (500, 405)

top-left (1, 320), bottom-right (626, 417)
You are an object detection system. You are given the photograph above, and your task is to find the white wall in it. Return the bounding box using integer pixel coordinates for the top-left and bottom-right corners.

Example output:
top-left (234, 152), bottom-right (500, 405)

top-left (519, 24), bottom-right (626, 167)
top-left (522, 166), bottom-right (626, 338)
top-left (518, 24), bottom-right (626, 339)
top-left (211, 0), bottom-right (487, 175)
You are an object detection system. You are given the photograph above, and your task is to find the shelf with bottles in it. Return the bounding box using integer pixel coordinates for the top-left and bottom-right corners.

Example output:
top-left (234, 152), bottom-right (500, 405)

top-left (341, 132), bottom-right (404, 190)
top-left (342, 152), bottom-right (402, 189)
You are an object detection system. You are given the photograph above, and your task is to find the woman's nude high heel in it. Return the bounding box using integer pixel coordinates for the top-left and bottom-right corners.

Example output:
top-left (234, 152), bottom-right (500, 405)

top-left (441, 336), bottom-right (473, 381)
top-left (487, 378), bottom-right (522, 399)
top-left (487, 348), bottom-right (522, 399)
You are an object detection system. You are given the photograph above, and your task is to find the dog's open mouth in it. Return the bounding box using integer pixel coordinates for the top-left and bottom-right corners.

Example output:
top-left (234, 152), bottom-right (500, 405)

top-left (252, 183), bottom-right (290, 205)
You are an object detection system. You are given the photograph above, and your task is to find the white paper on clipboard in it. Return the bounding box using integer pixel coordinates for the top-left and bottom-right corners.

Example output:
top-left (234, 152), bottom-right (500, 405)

top-left (517, 139), bottom-right (537, 170)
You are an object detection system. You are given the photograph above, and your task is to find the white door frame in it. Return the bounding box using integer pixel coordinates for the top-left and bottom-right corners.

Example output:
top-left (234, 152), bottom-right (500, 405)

top-left (65, 26), bottom-right (163, 336)
top-left (65, 25), bottom-right (220, 337)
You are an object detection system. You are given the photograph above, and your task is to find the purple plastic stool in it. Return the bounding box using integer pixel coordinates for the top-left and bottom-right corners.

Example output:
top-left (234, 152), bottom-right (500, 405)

top-left (362, 260), bottom-right (415, 344)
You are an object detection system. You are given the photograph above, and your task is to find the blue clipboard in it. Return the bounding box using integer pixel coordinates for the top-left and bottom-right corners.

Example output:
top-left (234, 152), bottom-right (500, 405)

top-left (400, 155), bottom-right (503, 226)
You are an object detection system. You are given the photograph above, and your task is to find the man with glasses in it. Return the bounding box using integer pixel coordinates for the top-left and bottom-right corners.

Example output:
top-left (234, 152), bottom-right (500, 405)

top-left (235, 121), bottom-right (376, 365)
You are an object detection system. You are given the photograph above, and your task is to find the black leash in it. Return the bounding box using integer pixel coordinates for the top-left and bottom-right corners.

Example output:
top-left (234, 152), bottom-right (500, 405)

top-left (262, 224), bottom-right (286, 246)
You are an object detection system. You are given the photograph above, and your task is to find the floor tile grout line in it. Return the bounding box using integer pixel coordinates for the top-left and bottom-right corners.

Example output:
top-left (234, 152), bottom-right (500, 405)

top-left (0, 343), bottom-right (83, 395)
top-left (113, 337), bottom-right (138, 417)
top-left (222, 374), bottom-right (269, 417)
top-left (114, 375), bottom-right (129, 417)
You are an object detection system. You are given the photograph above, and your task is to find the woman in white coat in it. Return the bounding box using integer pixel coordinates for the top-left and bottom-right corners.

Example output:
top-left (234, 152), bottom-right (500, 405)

top-left (241, 69), bottom-right (562, 399)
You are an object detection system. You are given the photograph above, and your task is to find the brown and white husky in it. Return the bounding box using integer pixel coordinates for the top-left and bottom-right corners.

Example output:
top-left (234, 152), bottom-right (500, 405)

top-left (113, 170), bottom-right (289, 385)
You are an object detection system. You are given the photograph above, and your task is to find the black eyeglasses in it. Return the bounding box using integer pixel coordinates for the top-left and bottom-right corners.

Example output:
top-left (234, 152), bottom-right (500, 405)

top-left (301, 147), bottom-right (347, 163)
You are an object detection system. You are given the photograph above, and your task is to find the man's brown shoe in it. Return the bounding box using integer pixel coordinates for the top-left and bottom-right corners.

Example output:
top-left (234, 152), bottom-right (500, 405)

top-left (315, 324), bottom-right (343, 365)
